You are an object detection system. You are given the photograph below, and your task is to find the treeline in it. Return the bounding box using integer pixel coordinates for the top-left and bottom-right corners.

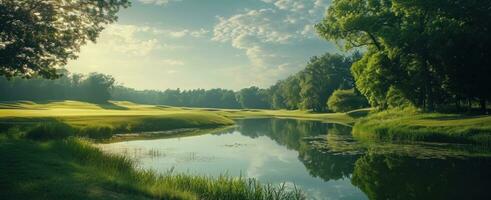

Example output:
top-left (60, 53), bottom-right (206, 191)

top-left (1, 52), bottom-right (367, 112)
top-left (316, 0), bottom-right (491, 112)
top-left (112, 87), bottom-right (241, 108)
top-left (267, 53), bottom-right (367, 112)
top-left (111, 52), bottom-right (368, 111)
top-left (0, 70), bottom-right (114, 103)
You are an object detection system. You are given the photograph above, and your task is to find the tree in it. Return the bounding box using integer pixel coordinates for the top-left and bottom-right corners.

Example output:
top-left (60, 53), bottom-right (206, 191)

top-left (237, 87), bottom-right (270, 109)
top-left (316, 0), bottom-right (491, 112)
top-left (0, 0), bottom-right (130, 79)
top-left (299, 53), bottom-right (354, 112)
top-left (327, 89), bottom-right (368, 112)
top-left (80, 73), bottom-right (115, 103)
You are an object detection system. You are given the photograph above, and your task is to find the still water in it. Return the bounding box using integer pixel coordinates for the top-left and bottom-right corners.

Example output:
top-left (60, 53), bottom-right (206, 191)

top-left (99, 118), bottom-right (491, 200)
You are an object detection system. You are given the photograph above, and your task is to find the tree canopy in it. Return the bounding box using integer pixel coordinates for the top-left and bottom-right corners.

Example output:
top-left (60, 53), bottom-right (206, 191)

top-left (0, 0), bottom-right (130, 79)
top-left (268, 53), bottom-right (361, 112)
top-left (316, 0), bottom-right (491, 112)
top-left (0, 71), bottom-right (114, 103)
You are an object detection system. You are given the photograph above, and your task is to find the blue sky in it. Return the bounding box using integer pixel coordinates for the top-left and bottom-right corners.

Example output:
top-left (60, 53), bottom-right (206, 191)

top-left (67, 0), bottom-right (338, 90)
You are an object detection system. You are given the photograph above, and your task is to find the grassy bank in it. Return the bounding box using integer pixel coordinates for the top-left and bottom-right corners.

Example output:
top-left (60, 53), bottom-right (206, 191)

top-left (353, 109), bottom-right (491, 145)
top-left (0, 101), bottom-right (234, 139)
top-left (0, 137), bottom-right (304, 200)
top-left (0, 101), bottom-right (355, 140)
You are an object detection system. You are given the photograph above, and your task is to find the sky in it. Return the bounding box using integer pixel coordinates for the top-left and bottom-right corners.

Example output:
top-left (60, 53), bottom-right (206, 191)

top-left (67, 0), bottom-right (338, 91)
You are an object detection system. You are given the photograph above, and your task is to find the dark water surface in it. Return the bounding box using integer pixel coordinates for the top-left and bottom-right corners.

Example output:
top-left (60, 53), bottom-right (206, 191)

top-left (99, 118), bottom-right (491, 200)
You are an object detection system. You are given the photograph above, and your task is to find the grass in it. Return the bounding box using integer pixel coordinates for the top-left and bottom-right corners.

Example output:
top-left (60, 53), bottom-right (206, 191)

top-left (0, 100), bottom-right (355, 140)
top-left (0, 137), bottom-right (304, 200)
top-left (0, 101), bottom-right (235, 139)
top-left (0, 100), bottom-right (343, 200)
top-left (353, 108), bottom-right (491, 145)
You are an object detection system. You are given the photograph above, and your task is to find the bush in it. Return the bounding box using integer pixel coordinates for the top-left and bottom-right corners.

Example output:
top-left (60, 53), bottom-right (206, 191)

top-left (327, 89), bottom-right (368, 112)
top-left (25, 122), bottom-right (74, 140)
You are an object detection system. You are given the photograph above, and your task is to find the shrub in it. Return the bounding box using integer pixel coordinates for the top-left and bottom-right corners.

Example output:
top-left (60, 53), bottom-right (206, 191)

top-left (327, 89), bottom-right (368, 112)
top-left (25, 122), bottom-right (74, 140)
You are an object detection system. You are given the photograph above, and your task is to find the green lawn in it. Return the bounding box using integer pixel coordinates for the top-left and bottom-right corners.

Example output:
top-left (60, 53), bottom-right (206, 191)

top-left (0, 100), bottom-right (354, 139)
top-left (353, 109), bottom-right (491, 145)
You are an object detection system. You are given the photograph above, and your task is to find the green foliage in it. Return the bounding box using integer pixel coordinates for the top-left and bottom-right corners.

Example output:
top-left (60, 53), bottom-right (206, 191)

top-left (268, 53), bottom-right (359, 112)
top-left (352, 152), bottom-right (491, 200)
top-left (237, 86), bottom-right (271, 109)
top-left (299, 53), bottom-right (354, 112)
top-left (25, 122), bottom-right (74, 140)
top-left (327, 89), bottom-right (368, 113)
top-left (0, 71), bottom-right (114, 103)
top-left (0, 0), bottom-right (130, 79)
top-left (80, 73), bottom-right (115, 103)
top-left (317, 0), bottom-right (491, 112)
top-left (386, 86), bottom-right (413, 109)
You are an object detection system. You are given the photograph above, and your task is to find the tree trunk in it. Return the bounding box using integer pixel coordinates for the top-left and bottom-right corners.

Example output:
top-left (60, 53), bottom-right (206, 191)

top-left (480, 97), bottom-right (487, 114)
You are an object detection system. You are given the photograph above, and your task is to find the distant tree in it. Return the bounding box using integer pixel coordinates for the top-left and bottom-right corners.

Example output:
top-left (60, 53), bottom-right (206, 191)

top-left (237, 87), bottom-right (270, 109)
top-left (0, 0), bottom-right (130, 79)
top-left (299, 53), bottom-right (354, 112)
top-left (159, 89), bottom-right (182, 106)
top-left (220, 90), bottom-right (241, 108)
top-left (281, 76), bottom-right (302, 110)
top-left (80, 73), bottom-right (115, 103)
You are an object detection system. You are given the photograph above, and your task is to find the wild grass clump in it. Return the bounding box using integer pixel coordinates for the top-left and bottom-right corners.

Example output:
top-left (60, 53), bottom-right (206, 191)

top-left (25, 122), bottom-right (74, 140)
top-left (353, 108), bottom-right (491, 145)
top-left (0, 137), bottom-right (305, 200)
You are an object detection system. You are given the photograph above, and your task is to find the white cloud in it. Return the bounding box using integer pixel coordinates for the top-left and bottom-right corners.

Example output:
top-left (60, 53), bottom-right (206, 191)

top-left (190, 28), bottom-right (210, 38)
top-left (212, 1), bottom-right (331, 86)
top-left (160, 59), bottom-right (184, 66)
top-left (137, 0), bottom-right (182, 6)
top-left (213, 9), bottom-right (293, 45)
top-left (213, 9), bottom-right (294, 69)
top-left (90, 24), bottom-right (210, 56)
top-left (262, 0), bottom-right (330, 13)
top-left (97, 24), bottom-right (161, 56)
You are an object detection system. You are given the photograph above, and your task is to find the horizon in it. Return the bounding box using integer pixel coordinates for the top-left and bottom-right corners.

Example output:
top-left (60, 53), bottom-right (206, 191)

top-left (66, 0), bottom-right (337, 91)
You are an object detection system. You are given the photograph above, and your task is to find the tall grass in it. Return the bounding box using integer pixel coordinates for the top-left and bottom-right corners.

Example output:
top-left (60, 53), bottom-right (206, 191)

top-left (0, 137), bottom-right (305, 200)
top-left (353, 108), bottom-right (491, 145)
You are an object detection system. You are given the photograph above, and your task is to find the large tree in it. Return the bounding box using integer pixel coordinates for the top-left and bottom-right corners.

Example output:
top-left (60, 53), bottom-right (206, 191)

top-left (299, 53), bottom-right (354, 112)
top-left (316, 0), bottom-right (491, 112)
top-left (0, 0), bottom-right (130, 79)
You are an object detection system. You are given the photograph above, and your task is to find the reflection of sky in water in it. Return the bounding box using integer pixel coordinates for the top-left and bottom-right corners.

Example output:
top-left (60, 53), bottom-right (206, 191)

top-left (100, 131), bottom-right (367, 200)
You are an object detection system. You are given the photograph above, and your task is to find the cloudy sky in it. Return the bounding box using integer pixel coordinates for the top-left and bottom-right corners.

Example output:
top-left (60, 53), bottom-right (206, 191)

top-left (67, 0), bottom-right (337, 90)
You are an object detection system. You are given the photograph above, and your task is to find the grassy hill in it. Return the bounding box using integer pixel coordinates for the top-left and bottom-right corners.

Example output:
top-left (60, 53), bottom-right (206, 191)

top-left (0, 100), bottom-right (354, 139)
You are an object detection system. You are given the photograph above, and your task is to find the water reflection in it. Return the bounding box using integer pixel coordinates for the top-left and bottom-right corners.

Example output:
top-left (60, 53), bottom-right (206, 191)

top-left (352, 153), bottom-right (491, 200)
top-left (99, 118), bottom-right (491, 200)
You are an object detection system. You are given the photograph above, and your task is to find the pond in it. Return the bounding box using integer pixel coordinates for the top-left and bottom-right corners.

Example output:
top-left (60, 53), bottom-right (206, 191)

top-left (99, 118), bottom-right (491, 200)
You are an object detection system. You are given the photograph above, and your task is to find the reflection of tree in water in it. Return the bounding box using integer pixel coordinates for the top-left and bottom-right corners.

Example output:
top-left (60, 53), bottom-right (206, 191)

top-left (298, 146), bottom-right (358, 181)
top-left (298, 124), bottom-right (359, 181)
top-left (236, 118), bottom-right (328, 150)
top-left (352, 152), bottom-right (491, 200)
top-left (237, 118), bottom-right (359, 182)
